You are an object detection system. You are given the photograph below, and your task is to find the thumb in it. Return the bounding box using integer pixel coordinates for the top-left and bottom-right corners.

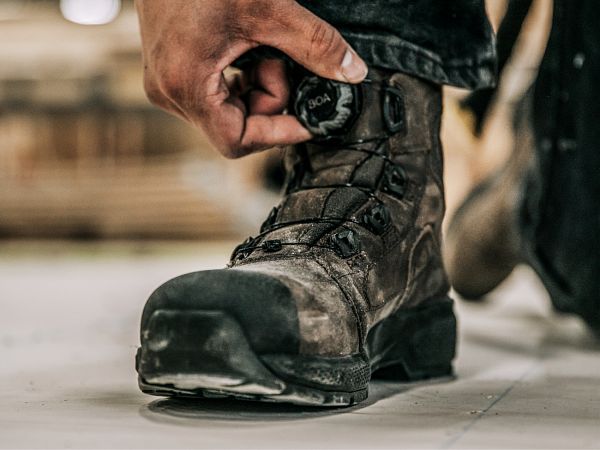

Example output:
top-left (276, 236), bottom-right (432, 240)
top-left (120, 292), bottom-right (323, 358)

top-left (260, 2), bottom-right (368, 83)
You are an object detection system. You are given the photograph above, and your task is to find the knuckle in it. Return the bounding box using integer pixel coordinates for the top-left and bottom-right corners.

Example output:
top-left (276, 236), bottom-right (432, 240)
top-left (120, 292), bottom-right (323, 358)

top-left (309, 21), bottom-right (340, 57)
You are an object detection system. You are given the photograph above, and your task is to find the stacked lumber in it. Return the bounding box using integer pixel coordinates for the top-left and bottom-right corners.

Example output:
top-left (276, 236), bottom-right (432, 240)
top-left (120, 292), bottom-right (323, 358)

top-left (0, 155), bottom-right (243, 239)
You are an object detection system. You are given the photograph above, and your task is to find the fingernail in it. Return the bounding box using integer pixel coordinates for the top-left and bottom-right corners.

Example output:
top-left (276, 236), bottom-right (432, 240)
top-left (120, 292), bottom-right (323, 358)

top-left (341, 49), bottom-right (368, 83)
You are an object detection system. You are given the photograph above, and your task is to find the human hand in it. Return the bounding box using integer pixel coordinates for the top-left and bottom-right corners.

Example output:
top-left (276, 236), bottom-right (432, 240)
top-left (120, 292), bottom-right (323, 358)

top-left (135, 0), bottom-right (368, 158)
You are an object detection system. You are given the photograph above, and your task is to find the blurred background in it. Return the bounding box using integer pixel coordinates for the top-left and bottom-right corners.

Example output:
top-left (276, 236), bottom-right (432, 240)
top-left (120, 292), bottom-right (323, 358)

top-left (0, 0), bottom-right (550, 242)
top-left (0, 0), bottom-right (278, 241)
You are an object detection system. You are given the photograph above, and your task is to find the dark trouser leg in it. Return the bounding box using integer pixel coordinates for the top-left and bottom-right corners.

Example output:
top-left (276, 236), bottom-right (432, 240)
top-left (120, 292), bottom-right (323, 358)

top-left (521, 0), bottom-right (600, 332)
top-left (296, 0), bottom-right (496, 90)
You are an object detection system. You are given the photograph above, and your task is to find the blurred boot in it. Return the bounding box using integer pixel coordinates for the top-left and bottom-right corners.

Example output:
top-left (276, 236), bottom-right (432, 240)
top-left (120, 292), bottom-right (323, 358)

top-left (445, 92), bottom-right (533, 299)
top-left (136, 68), bottom-right (456, 406)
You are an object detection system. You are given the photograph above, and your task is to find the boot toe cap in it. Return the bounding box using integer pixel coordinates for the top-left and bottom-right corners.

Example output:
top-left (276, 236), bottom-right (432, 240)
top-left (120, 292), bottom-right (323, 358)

top-left (141, 269), bottom-right (301, 355)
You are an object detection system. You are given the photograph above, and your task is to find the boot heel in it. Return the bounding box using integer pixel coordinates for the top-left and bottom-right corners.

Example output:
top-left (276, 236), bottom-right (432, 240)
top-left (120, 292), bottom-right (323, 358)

top-left (367, 297), bottom-right (456, 382)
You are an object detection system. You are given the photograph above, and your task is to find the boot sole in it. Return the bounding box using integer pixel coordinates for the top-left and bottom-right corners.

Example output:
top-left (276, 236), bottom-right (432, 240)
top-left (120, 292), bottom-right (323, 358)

top-left (136, 296), bottom-right (456, 407)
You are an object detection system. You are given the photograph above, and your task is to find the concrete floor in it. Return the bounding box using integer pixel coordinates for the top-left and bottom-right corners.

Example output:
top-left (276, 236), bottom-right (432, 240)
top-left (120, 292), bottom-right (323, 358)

top-left (1, 241), bottom-right (599, 449)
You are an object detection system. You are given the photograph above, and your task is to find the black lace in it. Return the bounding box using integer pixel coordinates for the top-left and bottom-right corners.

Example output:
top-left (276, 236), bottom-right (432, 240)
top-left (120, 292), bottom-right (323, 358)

top-left (231, 137), bottom-right (404, 261)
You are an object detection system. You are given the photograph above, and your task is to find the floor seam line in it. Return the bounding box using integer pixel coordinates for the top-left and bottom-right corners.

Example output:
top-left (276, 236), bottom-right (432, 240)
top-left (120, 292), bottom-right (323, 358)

top-left (439, 362), bottom-right (538, 449)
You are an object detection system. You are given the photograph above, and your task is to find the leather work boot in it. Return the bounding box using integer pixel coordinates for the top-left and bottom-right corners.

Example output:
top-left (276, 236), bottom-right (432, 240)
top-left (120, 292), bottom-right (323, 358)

top-left (136, 68), bottom-right (457, 406)
top-left (444, 96), bottom-right (533, 300)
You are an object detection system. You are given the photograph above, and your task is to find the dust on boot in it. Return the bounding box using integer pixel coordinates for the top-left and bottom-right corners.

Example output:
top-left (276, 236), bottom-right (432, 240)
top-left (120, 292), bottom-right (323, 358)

top-left (136, 68), bottom-right (457, 406)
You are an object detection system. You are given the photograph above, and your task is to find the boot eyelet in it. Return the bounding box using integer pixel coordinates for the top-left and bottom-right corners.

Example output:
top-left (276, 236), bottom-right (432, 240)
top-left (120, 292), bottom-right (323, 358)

top-left (260, 207), bottom-right (279, 233)
top-left (231, 236), bottom-right (255, 260)
top-left (383, 85), bottom-right (406, 134)
top-left (330, 229), bottom-right (361, 258)
top-left (262, 240), bottom-right (283, 253)
top-left (382, 164), bottom-right (408, 198)
top-left (362, 204), bottom-right (391, 235)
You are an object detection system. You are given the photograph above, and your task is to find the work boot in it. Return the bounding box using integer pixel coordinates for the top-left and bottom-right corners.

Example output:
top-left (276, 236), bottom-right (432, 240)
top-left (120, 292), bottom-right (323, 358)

top-left (136, 68), bottom-right (457, 406)
top-left (445, 94), bottom-right (533, 300)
